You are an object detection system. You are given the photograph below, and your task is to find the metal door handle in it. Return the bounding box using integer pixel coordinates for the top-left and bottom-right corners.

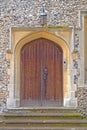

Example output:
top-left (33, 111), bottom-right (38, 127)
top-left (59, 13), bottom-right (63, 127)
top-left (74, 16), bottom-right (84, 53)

top-left (43, 67), bottom-right (48, 80)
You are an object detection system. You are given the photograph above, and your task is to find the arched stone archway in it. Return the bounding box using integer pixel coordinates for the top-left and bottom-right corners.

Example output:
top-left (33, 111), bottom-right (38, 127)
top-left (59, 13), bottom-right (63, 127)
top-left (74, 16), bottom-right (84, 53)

top-left (7, 31), bottom-right (71, 107)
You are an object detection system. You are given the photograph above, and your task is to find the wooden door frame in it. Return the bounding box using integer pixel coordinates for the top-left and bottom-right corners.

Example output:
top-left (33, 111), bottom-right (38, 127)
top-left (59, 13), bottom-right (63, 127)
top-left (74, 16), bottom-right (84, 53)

top-left (14, 31), bottom-right (70, 107)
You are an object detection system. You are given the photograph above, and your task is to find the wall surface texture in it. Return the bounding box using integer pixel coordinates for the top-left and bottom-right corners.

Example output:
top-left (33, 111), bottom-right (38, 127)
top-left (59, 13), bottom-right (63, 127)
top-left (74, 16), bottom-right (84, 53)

top-left (0, 0), bottom-right (87, 113)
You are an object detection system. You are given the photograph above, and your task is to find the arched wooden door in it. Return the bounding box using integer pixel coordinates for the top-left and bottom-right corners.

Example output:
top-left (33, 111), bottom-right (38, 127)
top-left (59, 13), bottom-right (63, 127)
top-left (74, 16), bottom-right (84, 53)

top-left (20, 38), bottom-right (63, 106)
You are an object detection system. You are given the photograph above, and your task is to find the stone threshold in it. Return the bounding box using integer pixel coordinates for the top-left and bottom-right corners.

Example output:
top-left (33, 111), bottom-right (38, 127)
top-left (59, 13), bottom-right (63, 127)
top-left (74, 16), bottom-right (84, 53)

top-left (7, 107), bottom-right (76, 110)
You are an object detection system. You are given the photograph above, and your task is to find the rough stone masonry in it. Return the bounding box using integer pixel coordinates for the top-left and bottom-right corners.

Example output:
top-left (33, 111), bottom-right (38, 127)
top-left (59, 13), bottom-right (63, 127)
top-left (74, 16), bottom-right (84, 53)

top-left (0, 0), bottom-right (87, 117)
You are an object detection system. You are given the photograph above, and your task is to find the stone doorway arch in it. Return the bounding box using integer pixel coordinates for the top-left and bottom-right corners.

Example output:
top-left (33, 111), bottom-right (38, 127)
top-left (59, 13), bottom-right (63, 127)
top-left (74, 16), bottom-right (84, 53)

top-left (7, 30), bottom-right (70, 108)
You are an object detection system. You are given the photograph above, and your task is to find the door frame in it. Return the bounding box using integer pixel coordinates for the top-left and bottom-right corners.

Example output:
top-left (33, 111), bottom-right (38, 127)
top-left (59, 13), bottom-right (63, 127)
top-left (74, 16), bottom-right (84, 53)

top-left (9, 31), bottom-right (70, 107)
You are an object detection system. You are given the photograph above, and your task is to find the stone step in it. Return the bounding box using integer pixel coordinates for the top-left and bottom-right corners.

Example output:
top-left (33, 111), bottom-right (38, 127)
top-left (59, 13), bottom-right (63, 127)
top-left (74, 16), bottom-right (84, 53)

top-left (0, 113), bottom-right (81, 120)
top-left (0, 127), bottom-right (87, 130)
top-left (7, 107), bottom-right (77, 114)
top-left (0, 119), bottom-right (87, 127)
top-left (0, 108), bottom-right (86, 128)
top-left (0, 108), bottom-right (81, 120)
top-left (1, 119), bottom-right (87, 123)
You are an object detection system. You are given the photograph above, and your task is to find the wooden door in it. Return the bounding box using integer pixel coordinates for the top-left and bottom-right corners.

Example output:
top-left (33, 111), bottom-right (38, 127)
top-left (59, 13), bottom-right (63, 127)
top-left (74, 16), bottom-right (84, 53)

top-left (20, 38), bottom-right (63, 106)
